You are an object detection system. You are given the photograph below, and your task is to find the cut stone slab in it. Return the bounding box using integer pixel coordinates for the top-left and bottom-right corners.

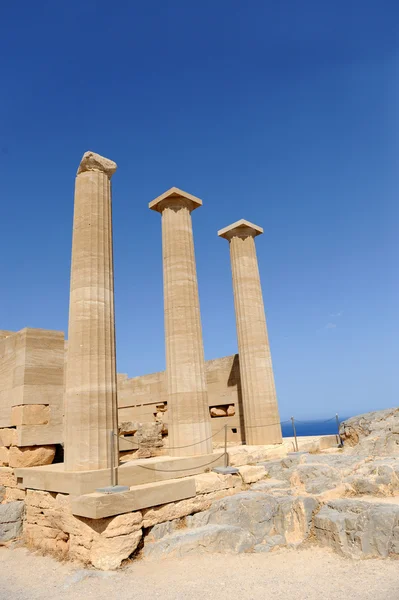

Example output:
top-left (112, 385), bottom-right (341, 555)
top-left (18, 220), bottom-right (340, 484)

top-left (72, 477), bottom-right (196, 519)
top-left (213, 466), bottom-right (239, 475)
top-left (11, 405), bottom-right (50, 426)
top-left (96, 486), bottom-right (129, 494)
top-left (16, 452), bottom-right (224, 495)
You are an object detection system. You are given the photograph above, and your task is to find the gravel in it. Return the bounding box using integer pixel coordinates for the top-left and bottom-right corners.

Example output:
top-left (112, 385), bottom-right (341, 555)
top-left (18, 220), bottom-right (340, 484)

top-left (1, 545), bottom-right (398, 600)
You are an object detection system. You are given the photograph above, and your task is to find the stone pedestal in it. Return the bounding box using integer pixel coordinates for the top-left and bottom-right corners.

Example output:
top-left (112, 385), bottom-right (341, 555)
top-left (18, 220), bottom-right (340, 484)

top-left (218, 219), bottom-right (282, 445)
top-left (149, 188), bottom-right (212, 457)
top-left (64, 152), bottom-right (119, 471)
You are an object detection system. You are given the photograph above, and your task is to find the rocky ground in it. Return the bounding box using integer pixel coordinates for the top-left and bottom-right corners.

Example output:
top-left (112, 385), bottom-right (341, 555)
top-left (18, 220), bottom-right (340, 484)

top-left (142, 451), bottom-right (399, 559)
top-left (1, 545), bottom-right (399, 600)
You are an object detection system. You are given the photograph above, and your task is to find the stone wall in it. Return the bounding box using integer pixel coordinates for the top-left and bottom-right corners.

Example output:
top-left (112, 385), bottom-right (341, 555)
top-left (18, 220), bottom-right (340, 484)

top-left (118, 355), bottom-right (245, 445)
top-left (0, 328), bottom-right (64, 448)
top-left (1, 327), bottom-right (245, 451)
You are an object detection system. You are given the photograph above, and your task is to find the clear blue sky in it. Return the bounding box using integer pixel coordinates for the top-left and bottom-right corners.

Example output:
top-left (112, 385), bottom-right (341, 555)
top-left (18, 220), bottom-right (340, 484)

top-left (0, 1), bottom-right (398, 420)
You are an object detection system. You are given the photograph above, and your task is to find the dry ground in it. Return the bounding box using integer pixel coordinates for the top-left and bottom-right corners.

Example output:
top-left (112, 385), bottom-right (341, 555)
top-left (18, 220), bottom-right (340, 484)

top-left (1, 545), bottom-right (398, 600)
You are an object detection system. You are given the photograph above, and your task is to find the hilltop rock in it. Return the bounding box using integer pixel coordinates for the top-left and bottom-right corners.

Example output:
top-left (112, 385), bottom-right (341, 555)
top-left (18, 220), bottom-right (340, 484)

top-left (340, 408), bottom-right (399, 455)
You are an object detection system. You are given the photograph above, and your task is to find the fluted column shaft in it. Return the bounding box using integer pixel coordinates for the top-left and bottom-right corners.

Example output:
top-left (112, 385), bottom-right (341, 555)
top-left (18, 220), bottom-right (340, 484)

top-left (220, 221), bottom-right (282, 445)
top-left (64, 152), bottom-right (118, 471)
top-left (150, 189), bottom-right (212, 457)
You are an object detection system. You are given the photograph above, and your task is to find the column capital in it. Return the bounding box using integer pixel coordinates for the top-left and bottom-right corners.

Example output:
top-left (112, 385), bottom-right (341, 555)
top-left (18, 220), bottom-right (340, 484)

top-left (149, 187), bottom-right (202, 213)
top-left (77, 151), bottom-right (117, 179)
top-left (218, 219), bottom-right (263, 241)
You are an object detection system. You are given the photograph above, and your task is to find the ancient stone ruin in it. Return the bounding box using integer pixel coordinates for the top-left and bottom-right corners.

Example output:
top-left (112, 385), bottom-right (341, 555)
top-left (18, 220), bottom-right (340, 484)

top-left (1, 151), bottom-right (397, 570)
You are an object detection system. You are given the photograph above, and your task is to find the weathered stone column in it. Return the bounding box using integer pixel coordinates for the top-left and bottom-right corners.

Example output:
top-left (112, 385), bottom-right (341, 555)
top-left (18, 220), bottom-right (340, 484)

top-left (218, 219), bottom-right (282, 445)
top-left (149, 188), bottom-right (212, 457)
top-left (64, 151), bottom-right (119, 471)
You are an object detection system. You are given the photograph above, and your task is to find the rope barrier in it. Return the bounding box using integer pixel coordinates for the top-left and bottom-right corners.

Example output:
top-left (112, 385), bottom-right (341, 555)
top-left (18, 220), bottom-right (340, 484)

top-left (134, 452), bottom-right (226, 473)
top-left (117, 423), bottom-right (227, 451)
top-left (117, 415), bottom-right (339, 451)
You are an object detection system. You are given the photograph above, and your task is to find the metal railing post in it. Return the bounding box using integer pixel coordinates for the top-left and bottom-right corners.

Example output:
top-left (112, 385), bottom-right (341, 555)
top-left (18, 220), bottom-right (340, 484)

top-left (224, 424), bottom-right (228, 467)
top-left (110, 430), bottom-right (115, 488)
top-left (335, 413), bottom-right (342, 447)
top-left (291, 416), bottom-right (299, 452)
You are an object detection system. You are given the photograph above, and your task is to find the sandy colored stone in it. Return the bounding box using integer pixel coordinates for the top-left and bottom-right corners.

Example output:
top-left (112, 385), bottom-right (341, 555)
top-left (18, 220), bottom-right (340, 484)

top-left (0, 428), bottom-right (18, 447)
top-left (0, 329), bottom-right (64, 450)
top-left (238, 465), bottom-right (266, 484)
top-left (4, 487), bottom-right (26, 502)
top-left (8, 445), bottom-right (55, 468)
top-left (101, 512), bottom-right (143, 538)
top-left (218, 220), bottom-right (282, 445)
top-left (194, 472), bottom-right (242, 495)
top-left (149, 187), bottom-right (212, 457)
top-left (90, 530), bottom-right (142, 570)
top-left (227, 405), bottom-right (235, 416)
top-left (210, 407), bottom-right (228, 417)
top-left (64, 151), bottom-right (118, 471)
top-left (0, 467), bottom-right (18, 488)
top-left (11, 404), bottom-right (50, 426)
top-left (0, 446), bottom-right (10, 466)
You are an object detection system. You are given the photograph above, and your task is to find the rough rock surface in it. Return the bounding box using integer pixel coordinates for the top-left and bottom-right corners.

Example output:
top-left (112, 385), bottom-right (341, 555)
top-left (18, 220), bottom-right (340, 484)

top-left (119, 422), bottom-right (164, 458)
top-left (0, 500), bottom-right (24, 542)
top-left (340, 409), bottom-right (399, 455)
top-left (144, 491), bottom-right (318, 558)
top-left (314, 498), bottom-right (399, 558)
top-left (8, 445), bottom-right (56, 468)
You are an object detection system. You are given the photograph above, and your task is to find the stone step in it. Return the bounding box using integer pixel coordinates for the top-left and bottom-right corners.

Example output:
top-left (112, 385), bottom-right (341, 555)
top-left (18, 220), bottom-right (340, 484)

top-left (71, 476), bottom-right (196, 519)
top-left (15, 451), bottom-right (224, 495)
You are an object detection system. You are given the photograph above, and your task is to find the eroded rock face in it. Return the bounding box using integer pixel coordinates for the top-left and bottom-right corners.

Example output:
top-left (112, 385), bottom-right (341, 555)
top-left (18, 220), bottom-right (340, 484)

top-left (314, 498), bottom-right (399, 558)
top-left (144, 491), bottom-right (318, 558)
top-left (340, 409), bottom-right (399, 455)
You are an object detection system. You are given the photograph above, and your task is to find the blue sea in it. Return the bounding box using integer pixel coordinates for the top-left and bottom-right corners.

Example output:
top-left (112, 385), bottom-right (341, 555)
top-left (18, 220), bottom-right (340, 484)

top-left (280, 417), bottom-right (349, 439)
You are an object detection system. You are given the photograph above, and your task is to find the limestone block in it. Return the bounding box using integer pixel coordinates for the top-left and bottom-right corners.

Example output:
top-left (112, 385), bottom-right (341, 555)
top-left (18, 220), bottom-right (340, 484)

top-left (227, 405), bottom-right (235, 416)
top-left (5, 487), bottom-right (26, 502)
top-left (0, 467), bottom-right (18, 488)
top-left (0, 500), bottom-right (24, 542)
top-left (194, 472), bottom-right (242, 495)
top-left (210, 407), bottom-right (228, 417)
top-left (90, 529), bottom-right (142, 570)
top-left (11, 405), bottom-right (50, 426)
top-left (238, 465), bottom-right (266, 484)
top-left (24, 523), bottom-right (69, 555)
top-left (0, 485), bottom-right (4, 502)
top-left (0, 429), bottom-right (18, 447)
top-left (119, 422), bottom-right (140, 435)
top-left (0, 447), bottom-right (10, 467)
top-left (101, 512), bottom-right (142, 538)
top-left (8, 445), bottom-right (56, 468)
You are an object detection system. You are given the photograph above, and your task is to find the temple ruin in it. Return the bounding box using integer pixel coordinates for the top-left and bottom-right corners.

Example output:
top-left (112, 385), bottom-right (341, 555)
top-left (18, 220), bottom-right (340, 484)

top-left (0, 151), bottom-right (337, 568)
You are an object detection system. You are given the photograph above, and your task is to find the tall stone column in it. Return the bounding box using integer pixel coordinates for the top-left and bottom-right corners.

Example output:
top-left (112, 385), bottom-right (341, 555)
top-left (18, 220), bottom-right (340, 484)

top-left (64, 151), bottom-right (119, 471)
top-left (218, 219), bottom-right (282, 445)
top-left (149, 187), bottom-right (212, 457)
